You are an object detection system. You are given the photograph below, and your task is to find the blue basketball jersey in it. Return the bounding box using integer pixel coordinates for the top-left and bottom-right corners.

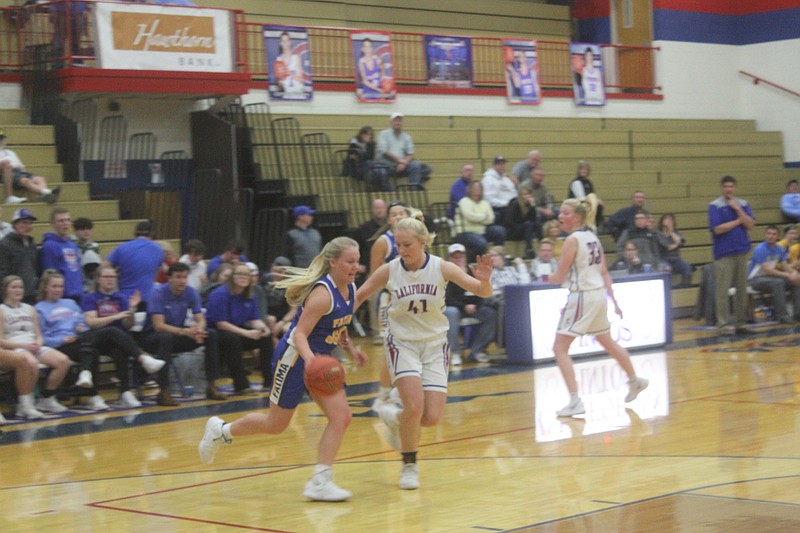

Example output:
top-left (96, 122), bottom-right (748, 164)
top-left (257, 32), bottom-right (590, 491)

top-left (285, 274), bottom-right (355, 355)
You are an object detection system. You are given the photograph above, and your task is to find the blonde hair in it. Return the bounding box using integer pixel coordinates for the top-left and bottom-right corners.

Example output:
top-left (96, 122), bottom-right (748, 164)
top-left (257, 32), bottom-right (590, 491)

top-left (2, 275), bottom-right (22, 300)
top-left (561, 197), bottom-right (598, 232)
top-left (38, 269), bottom-right (64, 301)
top-left (277, 236), bottom-right (359, 306)
top-left (394, 208), bottom-right (435, 249)
top-left (227, 263), bottom-right (255, 299)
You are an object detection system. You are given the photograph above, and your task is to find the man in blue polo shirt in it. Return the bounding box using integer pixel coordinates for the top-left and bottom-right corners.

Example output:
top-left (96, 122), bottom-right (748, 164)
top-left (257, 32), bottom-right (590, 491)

top-left (107, 220), bottom-right (163, 308)
top-left (140, 262), bottom-right (224, 405)
top-left (748, 225), bottom-right (800, 324)
top-left (708, 175), bottom-right (755, 335)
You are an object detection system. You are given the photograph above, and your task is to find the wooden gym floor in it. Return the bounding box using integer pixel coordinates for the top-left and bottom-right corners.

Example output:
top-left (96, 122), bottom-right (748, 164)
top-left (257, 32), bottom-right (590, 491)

top-left (1, 318), bottom-right (799, 532)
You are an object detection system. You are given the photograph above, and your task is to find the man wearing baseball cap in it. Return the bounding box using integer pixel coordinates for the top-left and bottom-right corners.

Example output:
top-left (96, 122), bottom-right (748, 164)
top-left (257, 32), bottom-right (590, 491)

top-left (375, 113), bottom-right (431, 191)
top-left (284, 205), bottom-right (321, 268)
top-left (0, 208), bottom-right (40, 303)
top-left (481, 155), bottom-right (518, 226)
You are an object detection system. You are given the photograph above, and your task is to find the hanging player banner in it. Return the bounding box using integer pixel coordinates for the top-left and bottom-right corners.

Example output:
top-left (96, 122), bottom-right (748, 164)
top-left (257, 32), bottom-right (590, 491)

top-left (264, 25), bottom-right (313, 101)
top-left (424, 35), bottom-right (473, 88)
top-left (570, 42), bottom-right (606, 106)
top-left (502, 39), bottom-right (541, 105)
top-left (350, 31), bottom-right (396, 103)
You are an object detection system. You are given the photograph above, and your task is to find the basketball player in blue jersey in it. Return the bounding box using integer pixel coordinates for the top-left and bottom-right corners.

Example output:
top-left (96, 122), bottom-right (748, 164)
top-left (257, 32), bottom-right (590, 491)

top-left (357, 211), bottom-right (493, 490)
top-left (549, 198), bottom-right (648, 418)
top-left (368, 201), bottom-right (411, 406)
top-left (358, 38), bottom-right (383, 99)
top-left (199, 237), bottom-right (367, 502)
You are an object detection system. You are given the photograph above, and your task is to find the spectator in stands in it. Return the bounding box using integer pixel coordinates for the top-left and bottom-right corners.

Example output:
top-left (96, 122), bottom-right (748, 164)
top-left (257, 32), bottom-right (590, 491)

top-left (376, 113), bottom-right (430, 191)
top-left (616, 210), bottom-right (664, 270)
top-left (0, 208), bottom-right (39, 304)
top-left (0, 206), bottom-right (11, 239)
top-left (107, 220), bottom-right (164, 309)
top-left (503, 184), bottom-right (537, 258)
top-left (206, 239), bottom-right (248, 278)
top-left (448, 163), bottom-right (474, 219)
top-left (530, 239), bottom-right (559, 282)
top-left (72, 216), bottom-right (101, 291)
top-left (356, 198), bottom-right (387, 264)
top-left (82, 265), bottom-right (167, 408)
top-left (781, 179), bottom-right (800, 223)
top-left (206, 263), bottom-right (272, 392)
top-left (443, 243), bottom-right (496, 365)
top-left (263, 256), bottom-right (297, 344)
top-left (778, 224), bottom-right (800, 268)
top-left (344, 126), bottom-right (376, 184)
top-left (748, 225), bottom-right (800, 324)
top-left (201, 261), bottom-right (234, 304)
top-left (39, 207), bottom-right (82, 302)
top-left (35, 270), bottom-right (109, 411)
top-left (481, 156), bottom-right (518, 225)
top-left (543, 219), bottom-right (565, 259)
top-left (0, 345), bottom-right (42, 423)
top-left (455, 181), bottom-right (506, 262)
top-left (709, 175), bottom-right (756, 335)
top-left (568, 160), bottom-right (603, 228)
top-left (521, 167), bottom-right (558, 237)
top-left (0, 275), bottom-right (71, 416)
top-left (605, 191), bottom-right (647, 241)
top-left (488, 245), bottom-right (531, 292)
top-left (510, 150), bottom-right (541, 183)
top-left (140, 262), bottom-right (226, 405)
top-left (611, 240), bottom-right (644, 274)
top-left (179, 238), bottom-right (208, 290)
top-left (285, 205), bottom-right (322, 268)
top-left (155, 241), bottom-right (178, 285)
top-left (246, 261), bottom-right (269, 320)
top-left (0, 128), bottom-right (60, 205)
top-left (656, 213), bottom-right (694, 288)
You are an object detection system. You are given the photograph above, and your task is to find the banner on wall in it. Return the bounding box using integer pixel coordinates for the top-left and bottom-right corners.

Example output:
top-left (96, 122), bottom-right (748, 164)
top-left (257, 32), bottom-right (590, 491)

top-left (264, 25), bottom-right (313, 101)
top-left (503, 39), bottom-right (541, 105)
top-left (93, 2), bottom-right (234, 72)
top-left (570, 42), bottom-right (606, 106)
top-left (424, 35), bottom-right (472, 88)
top-left (350, 31), bottom-right (396, 103)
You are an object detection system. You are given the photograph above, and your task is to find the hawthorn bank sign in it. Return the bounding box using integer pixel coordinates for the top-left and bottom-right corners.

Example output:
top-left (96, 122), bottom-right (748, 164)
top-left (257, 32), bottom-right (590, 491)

top-left (93, 2), bottom-right (235, 72)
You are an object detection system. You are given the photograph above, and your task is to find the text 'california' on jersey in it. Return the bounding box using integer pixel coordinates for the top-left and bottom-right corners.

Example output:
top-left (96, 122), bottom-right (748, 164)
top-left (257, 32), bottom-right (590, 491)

top-left (386, 253), bottom-right (449, 341)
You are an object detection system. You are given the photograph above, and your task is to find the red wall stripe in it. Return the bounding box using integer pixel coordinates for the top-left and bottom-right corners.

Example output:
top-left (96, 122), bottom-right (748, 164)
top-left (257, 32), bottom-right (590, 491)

top-left (652, 0), bottom-right (800, 15)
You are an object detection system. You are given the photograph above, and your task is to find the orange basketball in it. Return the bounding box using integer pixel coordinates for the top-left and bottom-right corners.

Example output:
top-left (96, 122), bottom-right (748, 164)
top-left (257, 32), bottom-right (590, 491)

top-left (304, 356), bottom-right (346, 397)
top-left (504, 46), bottom-right (515, 64)
top-left (274, 59), bottom-right (289, 80)
top-left (381, 77), bottom-right (395, 94)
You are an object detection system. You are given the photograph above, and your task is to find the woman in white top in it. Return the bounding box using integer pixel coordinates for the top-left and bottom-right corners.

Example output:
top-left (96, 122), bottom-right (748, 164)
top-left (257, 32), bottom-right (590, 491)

top-left (0, 275), bottom-right (71, 418)
top-left (357, 211), bottom-right (492, 491)
top-left (548, 199), bottom-right (648, 418)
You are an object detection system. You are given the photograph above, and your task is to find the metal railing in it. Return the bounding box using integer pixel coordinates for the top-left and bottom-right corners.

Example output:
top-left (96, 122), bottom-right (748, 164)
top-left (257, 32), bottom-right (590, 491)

top-left (740, 70), bottom-right (800, 99)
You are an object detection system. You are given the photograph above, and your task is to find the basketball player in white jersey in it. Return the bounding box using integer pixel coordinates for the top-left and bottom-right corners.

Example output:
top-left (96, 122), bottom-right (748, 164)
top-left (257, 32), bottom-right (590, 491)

top-left (549, 198), bottom-right (648, 417)
top-left (356, 210), bottom-right (492, 490)
top-left (580, 47), bottom-right (605, 105)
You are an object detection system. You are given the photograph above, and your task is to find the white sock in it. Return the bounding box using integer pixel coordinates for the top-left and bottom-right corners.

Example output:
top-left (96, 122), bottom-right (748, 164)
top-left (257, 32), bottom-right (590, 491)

top-left (221, 423), bottom-right (233, 441)
top-left (42, 188), bottom-right (52, 195)
top-left (378, 386), bottom-right (391, 400)
top-left (313, 464), bottom-right (331, 475)
top-left (19, 393), bottom-right (35, 406)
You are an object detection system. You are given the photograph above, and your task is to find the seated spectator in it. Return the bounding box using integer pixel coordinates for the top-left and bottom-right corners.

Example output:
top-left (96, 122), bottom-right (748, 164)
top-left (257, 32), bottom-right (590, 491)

top-left (155, 241), bottom-right (178, 285)
top-left (503, 185), bottom-right (537, 259)
top-left (616, 209), bottom-right (665, 271)
top-left (443, 243), bottom-right (497, 365)
top-left (656, 213), bottom-right (694, 288)
top-left (454, 181), bottom-right (506, 262)
top-left (0, 128), bottom-right (61, 204)
top-left (510, 149), bottom-right (541, 183)
top-left (201, 261), bottom-right (234, 305)
top-left (39, 207), bottom-right (83, 301)
top-left (488, 245), bottom-right (531, 295)
top-left (206, 263), bottom-right (273, 391)
top-left (612, 240), bottom-right (644, 274)
top-left (343, 125), bottom-right (376, 184)
top-left (36, 270), bottom-right (110, 411)
top-left (530, 239), bottom-right (559, 282)
top-left (72, 216), bottom-right (101, 291)
top-left (748, 225), bottom-right (800, 324)
top-left (481, 156), bottom-right (518, 225)
top-left (605, 191), bottom-right (647, 241)
top-left (285, 205), bottom-right (322, 268)
top-left (520, 167), bottom-right (558, 235)
top-left (448, 163), bottom-right (474, 220)
top-left (140, 263), bottom-right (226, 405)
top-left (568, 160), bottom-right (603, 227)
top-left (778, 224), bottom-right (800, 268)
top-left (178, 238), bottom-right (208, 290)
top-left (0, 346), bottom-right (41, 423)
top-left (0, 275), bottom-right (71, 416)
top-left (0, 208), bottom-right (40, 304)
top-left (263, 256), bottom-right (298, 344)
top-left (543, 219), bottom-right (565, 259)
top-left (781, 179), bottom-right (800, 223)
top-left (375, 112), bottom-right (431, 191)
top-left (246, 261), bottom-right (269, 320)
top-left (206, 239), bottom-right (248, 278)
top-left (81, 265), bottom-right (167, 407)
